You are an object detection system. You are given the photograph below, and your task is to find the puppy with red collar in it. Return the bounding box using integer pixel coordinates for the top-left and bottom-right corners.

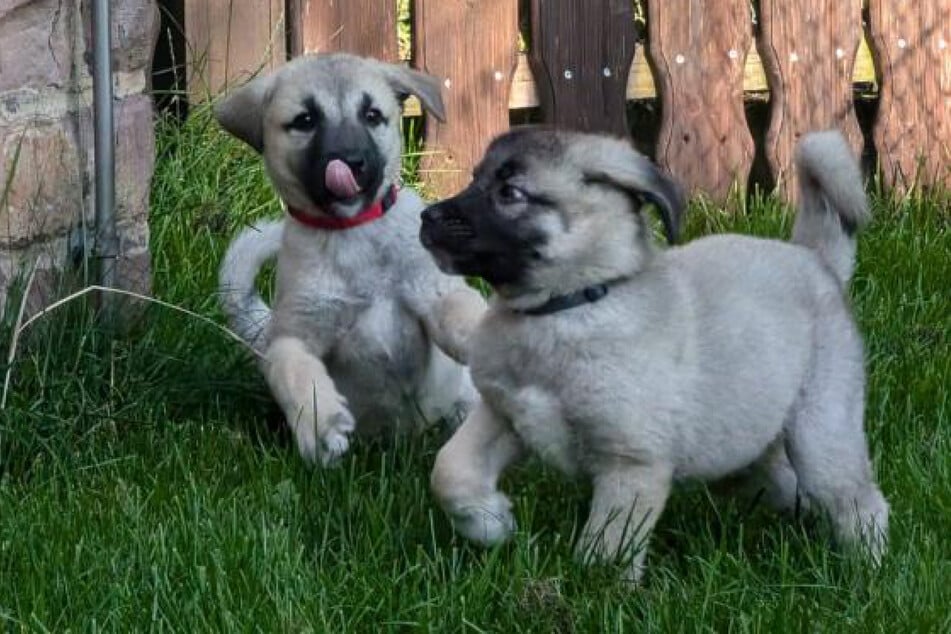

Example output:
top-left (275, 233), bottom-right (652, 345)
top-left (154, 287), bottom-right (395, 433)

top-left (216, 53), bottom-right (485, 466)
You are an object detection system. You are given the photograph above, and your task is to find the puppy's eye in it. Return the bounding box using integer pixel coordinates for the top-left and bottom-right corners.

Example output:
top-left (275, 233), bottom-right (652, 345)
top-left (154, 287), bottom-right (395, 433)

top-left (287, 112), bottom-right (315, 132)
top-left (498, 183), bottom-right (527, 203)
top-left (364, 107), bottom-right (385, 127)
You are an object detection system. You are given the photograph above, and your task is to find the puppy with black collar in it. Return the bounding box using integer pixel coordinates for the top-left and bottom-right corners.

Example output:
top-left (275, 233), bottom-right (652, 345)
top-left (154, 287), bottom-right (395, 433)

top-left (422, 127), bottom-right (888, 581)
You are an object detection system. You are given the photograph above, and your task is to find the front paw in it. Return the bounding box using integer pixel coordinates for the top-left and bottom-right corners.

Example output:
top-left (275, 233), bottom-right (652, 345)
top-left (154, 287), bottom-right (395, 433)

top-left (446, 491), bottom-right (516, 546)
top-left (316, 406), bottom-right (357, 466)
top-left (292, 404), bottom-right (356, 467)
top-left (575, 535), bottom-right (647, 586)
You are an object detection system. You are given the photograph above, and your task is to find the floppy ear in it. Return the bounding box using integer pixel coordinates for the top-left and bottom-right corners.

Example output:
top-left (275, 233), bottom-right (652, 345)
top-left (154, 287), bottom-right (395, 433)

top-left (581, 139), bottom-right (686, 244)
top-left (382, 64), bottom-right (447, 122)
top-left (213, 73), bottom-right (276, 153)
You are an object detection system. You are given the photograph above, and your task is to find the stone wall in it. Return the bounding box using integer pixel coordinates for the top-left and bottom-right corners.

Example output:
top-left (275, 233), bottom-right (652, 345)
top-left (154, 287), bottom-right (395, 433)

top-left (0, 0), bottom-right (158, 314)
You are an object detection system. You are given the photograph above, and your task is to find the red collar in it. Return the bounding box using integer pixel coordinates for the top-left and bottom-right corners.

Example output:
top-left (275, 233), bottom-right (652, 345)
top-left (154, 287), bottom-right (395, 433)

top-left (287, 186), bottom-right (399, 230)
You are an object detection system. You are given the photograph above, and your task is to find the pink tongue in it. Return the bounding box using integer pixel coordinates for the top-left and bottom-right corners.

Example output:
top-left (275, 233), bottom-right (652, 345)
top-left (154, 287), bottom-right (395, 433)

top-left (325, 159), bottom-right (362, 199)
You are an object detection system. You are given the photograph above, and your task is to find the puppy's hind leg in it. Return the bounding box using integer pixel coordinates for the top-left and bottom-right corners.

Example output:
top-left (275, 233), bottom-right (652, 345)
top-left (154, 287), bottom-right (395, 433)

top-left (784, 319), bottom-right (889, 564)
top-left (265, 336), bottom-right (356, 466)
top-left (727, 437), bottom-right (807, 515)
top-left (431, 401), bottom-right (523, 545)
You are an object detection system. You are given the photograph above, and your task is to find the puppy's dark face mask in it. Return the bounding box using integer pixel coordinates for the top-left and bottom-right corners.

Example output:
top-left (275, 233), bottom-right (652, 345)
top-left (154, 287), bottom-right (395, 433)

top-left (420, 128), bottom-right (684, 294)
top-left (419, 156), bottom-right (551, 287)
top-left (288, 94), bottom-right (388, 215)
top-left (213, 54), bottom-right (446, 219)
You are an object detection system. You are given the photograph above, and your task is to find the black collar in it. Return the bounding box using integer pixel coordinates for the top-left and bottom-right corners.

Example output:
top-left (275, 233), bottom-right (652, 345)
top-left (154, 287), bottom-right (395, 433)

top-left (515, 283), bottom-right (611, 316)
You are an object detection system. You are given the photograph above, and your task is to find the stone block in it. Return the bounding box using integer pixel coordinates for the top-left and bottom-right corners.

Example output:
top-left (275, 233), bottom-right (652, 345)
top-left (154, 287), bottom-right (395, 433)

top-left (80, 0), bottom-right (160, 74)
top-left (0, 0), bottom-right (157, 319)
top-left (0, 0), bottom-right (77, 92)
top-left (0, 234), bottom-right (78, 320)
top-left (0, 118), bottom-right (85, 247)
top-left (114, 93), bottom-right (155, 222)
top-left (115, 243), bottom-right (150, 297)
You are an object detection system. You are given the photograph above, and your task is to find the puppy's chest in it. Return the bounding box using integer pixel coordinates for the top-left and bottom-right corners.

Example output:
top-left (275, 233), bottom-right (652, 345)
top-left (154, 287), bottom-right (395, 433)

top-left (279, 241), bottom-right (398, 320)
top-left (471, 327), bottom-right (586, 474)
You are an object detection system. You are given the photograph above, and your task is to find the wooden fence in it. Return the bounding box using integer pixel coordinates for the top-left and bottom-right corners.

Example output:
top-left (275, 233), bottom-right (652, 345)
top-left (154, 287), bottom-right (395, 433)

top-left (182, 0), bottom-right (950, 202)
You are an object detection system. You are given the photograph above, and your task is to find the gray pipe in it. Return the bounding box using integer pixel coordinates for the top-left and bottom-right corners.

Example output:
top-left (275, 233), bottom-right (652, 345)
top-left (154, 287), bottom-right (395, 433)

top-left (92, 0), bottom-right (117, 313)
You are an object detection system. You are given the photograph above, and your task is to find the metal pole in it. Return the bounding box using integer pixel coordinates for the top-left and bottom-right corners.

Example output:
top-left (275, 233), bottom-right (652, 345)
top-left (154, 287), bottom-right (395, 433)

top-left (92, 0), bottom-right (117, 319)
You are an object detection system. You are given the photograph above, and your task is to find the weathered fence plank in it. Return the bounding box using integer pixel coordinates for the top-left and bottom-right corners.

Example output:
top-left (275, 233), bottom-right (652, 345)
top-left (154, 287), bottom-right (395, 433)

top-left (647, 0), bottom-right (754, 201)
top-left (180, 0), bottom-right (939, 203)
top-left (288, 0), bottom-right (398, 60)
top-left (757, 0), bottom-right (865, 200)
top-left (414, 0), bottom-right (519, 197)
top-left (185, 0), bottom-right (285, 99)
top-left (401, 40), bottom-right (878, 116)
top-left (182, 0), bottom-right (879, 113)
top-left (868, 0), bottom-right (951, 192)
top-left (528, 0), bottom-right (636, 136)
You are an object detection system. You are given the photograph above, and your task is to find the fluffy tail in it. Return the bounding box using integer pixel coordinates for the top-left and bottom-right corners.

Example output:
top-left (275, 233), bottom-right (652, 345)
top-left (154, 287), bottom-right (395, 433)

top-left (218, 219), bottom-right (284, 351)
top-left (792, 130), bottom-right (871, 286)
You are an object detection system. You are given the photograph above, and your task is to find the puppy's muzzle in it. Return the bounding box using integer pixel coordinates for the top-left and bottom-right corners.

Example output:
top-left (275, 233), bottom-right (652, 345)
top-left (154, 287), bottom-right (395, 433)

top-left (420, 203), bottom-right (476, 253)
top-left (302, 123), bottom-right (386, 210)
top-left (320, 150), bottom-right (371, 200)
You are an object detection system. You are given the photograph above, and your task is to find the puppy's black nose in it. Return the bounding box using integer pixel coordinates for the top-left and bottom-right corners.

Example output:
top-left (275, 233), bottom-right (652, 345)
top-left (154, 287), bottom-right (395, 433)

top-left (346, 157), bottom-right (365, 174)
top-left (331, 151), bottom-right (366, 175)
top-left (421, 206), bottom-right (441, 223)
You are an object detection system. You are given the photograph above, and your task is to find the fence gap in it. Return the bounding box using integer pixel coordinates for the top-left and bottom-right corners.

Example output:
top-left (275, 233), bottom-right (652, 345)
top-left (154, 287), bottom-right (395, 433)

top-left (646, 0), bottom-right (755, 202)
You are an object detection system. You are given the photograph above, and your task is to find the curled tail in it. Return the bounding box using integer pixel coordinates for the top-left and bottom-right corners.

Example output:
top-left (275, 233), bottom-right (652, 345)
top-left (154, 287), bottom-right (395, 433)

top-left (218, 219), bottom-right (284, 351)
top-left (792, 130), bottom-right (871, 286)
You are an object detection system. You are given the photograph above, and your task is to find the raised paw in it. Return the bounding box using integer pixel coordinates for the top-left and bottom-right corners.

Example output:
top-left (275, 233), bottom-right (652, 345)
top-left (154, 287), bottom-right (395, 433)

top-left (291, 405), bottom-right (356, 467)
top-left (316, 407), bottom-right (357, 467)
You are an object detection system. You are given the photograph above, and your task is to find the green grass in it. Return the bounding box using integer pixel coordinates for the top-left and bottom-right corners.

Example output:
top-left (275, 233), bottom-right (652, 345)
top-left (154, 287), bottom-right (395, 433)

top-left (1, 106), bottom-right (948, 632)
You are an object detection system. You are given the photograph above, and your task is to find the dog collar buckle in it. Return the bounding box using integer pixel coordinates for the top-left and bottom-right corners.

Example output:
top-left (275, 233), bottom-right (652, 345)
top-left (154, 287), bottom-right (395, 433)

top-left (288, 185), bottom-right (399, 230)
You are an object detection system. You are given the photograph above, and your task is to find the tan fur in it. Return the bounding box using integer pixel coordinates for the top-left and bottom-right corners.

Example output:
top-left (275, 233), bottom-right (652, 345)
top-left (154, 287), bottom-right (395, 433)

top-left (427, 129), bottom-right (887, 582)
top-left (216, 54), bottom-right (485, 465)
